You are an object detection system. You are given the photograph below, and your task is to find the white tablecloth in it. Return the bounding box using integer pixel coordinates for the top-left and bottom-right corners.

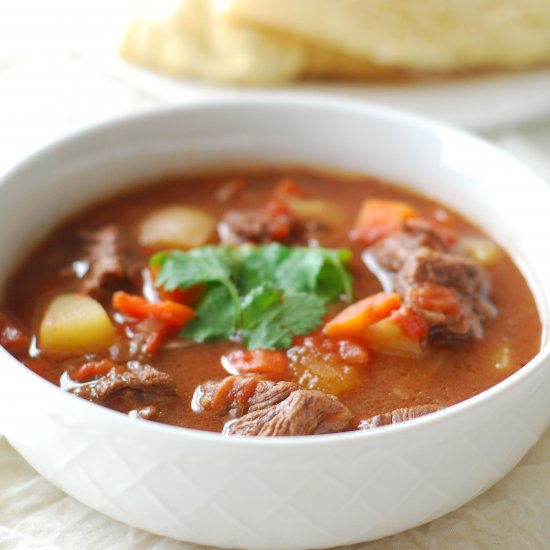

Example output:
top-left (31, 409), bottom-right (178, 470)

top-left (1, 48), bottom-right (550, 550)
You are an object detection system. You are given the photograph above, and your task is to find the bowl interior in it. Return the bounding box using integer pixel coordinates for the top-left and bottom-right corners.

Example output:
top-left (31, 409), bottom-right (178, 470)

top-left (2, 99), bottom-right (549, 332)
top-left (1, 97), bottom-right (550, 424)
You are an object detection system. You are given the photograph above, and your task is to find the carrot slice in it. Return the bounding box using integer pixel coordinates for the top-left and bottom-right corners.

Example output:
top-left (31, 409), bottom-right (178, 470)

top-left (354, 199), bottom-right (418, 245)
top-left (112, 291), bottom-right (194, 328)
top-left (222, 349), bottom-right (289, 379)
top-left (71, 359), bottom-right (118, 382)
top-left (323, 292), bottom-right (402, 339)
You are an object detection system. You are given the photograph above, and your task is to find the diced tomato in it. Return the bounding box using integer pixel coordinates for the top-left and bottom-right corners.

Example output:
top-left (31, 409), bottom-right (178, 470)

top-left (267, 217), bottom-right (292, 241)
top-left (71, 359), bottom-right (118, 382)
top-left (149, 266), bottom-right (204, 306)
top-left (354, 199), bottom-right (418, 245)
top-left (261, 178), bottom-right (302, 241)
top-left (222, 349), bottom-right (290, 380)
top-left (274, 177), bottom-right (302, 198)
top-left (264, 198), bottom-right (292, 218)
top-left (142, 325), bottom-right (171, 355)
top-left (156, 282), bottom-right (203, 306)
top-left (201, 375), bottom-right (261, 416)
top-left (408, 282), bottom-right (462, 316)
top-left (113, 292), bottom-right (195, 356)
top-left (391, 307), bottom-right (430, 340)
top-left (208, 376), bottom-right (238, 412)
top-left (113, 291), bottom-right (194, 328)
top-left (338, 339), bottom-right (370, 366)
top-left (324, 292), bottom-right (402, 340)
top-left (0, 314), bottom-right (29, 354)
top-left (229, 376), bottom-right (260, 412)
top-left (124, 316), bottom-right (172, 356)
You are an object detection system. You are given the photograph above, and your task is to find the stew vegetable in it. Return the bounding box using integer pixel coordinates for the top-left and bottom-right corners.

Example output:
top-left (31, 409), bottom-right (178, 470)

top-left (0, 169), bottom-right (541, 436)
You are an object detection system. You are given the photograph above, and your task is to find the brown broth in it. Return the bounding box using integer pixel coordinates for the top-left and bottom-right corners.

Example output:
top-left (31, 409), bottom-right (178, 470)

top-left (1, 169), bottom-right (542, 432)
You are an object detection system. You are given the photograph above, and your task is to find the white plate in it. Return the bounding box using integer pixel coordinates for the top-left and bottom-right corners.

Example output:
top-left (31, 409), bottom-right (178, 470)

top-left (77, 45), bottom-right (550, 131)
top-left (71, 0), bottom-right (550, 132)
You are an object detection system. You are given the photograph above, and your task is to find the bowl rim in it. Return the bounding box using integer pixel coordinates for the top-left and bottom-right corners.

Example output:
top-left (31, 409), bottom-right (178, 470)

top-left (1, 94), bottom-right (550, 448)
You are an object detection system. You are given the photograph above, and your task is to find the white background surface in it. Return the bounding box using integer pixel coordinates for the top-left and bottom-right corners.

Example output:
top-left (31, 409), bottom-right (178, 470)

top-left (1, 2), bottom-right (550, 548)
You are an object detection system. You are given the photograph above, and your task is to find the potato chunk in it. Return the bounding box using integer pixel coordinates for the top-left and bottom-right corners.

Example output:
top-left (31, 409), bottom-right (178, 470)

top-left (457, 237), bottom-right (501, 266)
top-left (287, 196), bottom-right (345, 227)
top-left (364, 318), bottom-right (424, 359)
top-left (138, 206), bottom-right (215, 249)
top-left (39, 294), bottom-right (117, 355)
top-left (287, 337), bottom-right (362, 396)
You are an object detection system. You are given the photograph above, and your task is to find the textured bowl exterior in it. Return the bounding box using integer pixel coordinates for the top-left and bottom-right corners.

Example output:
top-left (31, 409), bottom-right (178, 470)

top-left (1, 98), bottom-right (550, 549)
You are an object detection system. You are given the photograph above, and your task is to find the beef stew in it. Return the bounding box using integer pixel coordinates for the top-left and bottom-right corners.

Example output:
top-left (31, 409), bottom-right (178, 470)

top-left (0, 169), bottom-right (541, 436)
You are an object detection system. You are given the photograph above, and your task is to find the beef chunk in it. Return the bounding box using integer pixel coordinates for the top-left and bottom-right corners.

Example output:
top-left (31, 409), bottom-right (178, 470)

top-left (358, 404), bottom-right (444, 429)
top-left (247, 379), bottom-right (299, 412)
top-left (79, 225), bottom-right (124, 297)
top-left (366, 222), bottom-right (450, 278)
top-left (79, 225), bottom-right (143, 298)
top-left (193, 375), bottom-right (352, 436)
top-left (365, 219), bottom-right (497, 339)
top-left (70, 360), bottom-right (175, 403)
top-left (218, 210), bottom-right (300, 245)
top-left (224, 389), bottom-right (352, 436)
top-left (403, 218), bottom-right (455, 250)
top-left (397, 247), bottom-right (490, 297)
top-left (192, 375), bottom-right (297, 418)
top-left (396, 248), bottom-right (497, 338)
top-left (192, 375), bottom-right (260, 417)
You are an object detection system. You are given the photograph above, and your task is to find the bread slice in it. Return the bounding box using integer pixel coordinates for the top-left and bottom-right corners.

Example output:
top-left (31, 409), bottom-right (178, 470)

top-left (119, 0), bottom-right (301, 85)
top-left (221, 0), bottom-right (550, 71)
top-left (119, 0), bottom-right (397, 85)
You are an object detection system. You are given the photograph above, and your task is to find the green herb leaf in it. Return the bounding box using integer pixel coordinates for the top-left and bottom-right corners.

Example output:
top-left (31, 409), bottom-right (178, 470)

top-left (152, 246), bottom-right (240, 316)
top-left (152, 244), bottom-right (353, 350)
top-left (243, 293), bottom-right (325, 350)
top-left (273, 247), bottom-right (353, 303)
top-left (240, 284), bottom-right (281, 330)
top-left (313, 249), bottom-right (354, 303)
top-left (235, 243), bottom-right (353, 302)
top-left (234, 243), bottom-right (290, 294)
top-left (180, 284), bottom-right (238, 342)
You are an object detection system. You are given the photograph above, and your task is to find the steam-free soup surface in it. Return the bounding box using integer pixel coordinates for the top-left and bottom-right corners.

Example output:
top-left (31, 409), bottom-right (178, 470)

top-left (0, 169), bottom-right (541, 435)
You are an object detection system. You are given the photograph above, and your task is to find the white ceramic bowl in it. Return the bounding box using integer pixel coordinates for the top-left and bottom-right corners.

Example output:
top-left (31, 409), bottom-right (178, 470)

top-left (1, 98), bottom-right (550, 550)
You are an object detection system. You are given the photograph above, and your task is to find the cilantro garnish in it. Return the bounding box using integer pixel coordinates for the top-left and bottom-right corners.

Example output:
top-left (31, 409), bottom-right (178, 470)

top-left (150, 244), bottom-right (353, 350)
